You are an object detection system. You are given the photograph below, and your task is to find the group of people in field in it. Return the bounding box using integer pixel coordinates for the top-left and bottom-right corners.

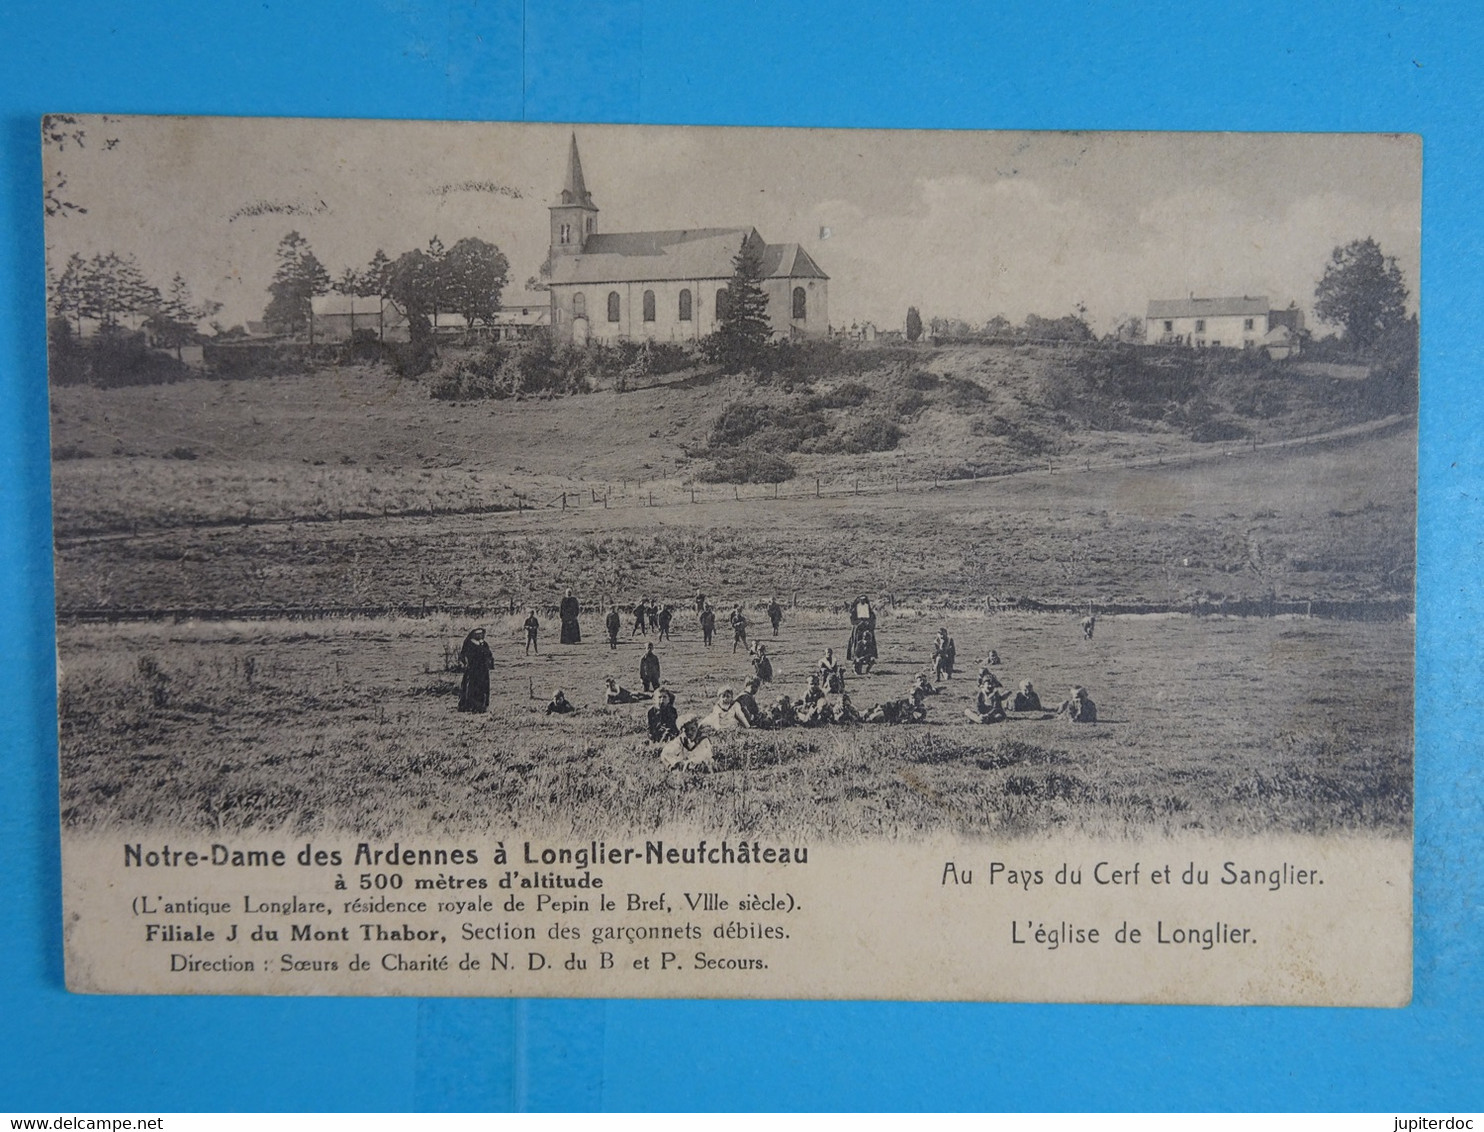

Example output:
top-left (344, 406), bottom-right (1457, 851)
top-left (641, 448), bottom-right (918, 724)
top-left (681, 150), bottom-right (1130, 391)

top-left (455, 591), bottom-right (1100, 769)
top-left (923, 623), bottom-right (1097, 726)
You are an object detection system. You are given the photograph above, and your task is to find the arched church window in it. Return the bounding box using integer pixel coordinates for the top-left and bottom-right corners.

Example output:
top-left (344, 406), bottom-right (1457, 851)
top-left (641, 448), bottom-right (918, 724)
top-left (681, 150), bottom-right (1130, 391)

top-left (643, 290), bottom-right (656, 322)
top-left (678, 289), bottom-right (692, 321)
top-left (715, 288), bottom-right (729, 322)
top-left (793, 287), bottom-right (807, 320)
top-left (608, 291), bottom-right (621, 322)
top-left (560, 223), bottom-right (571, 245)
top-left (572, 292), bottom-right (585, 319)
top-left (586, 217), bottom-right (594, 236)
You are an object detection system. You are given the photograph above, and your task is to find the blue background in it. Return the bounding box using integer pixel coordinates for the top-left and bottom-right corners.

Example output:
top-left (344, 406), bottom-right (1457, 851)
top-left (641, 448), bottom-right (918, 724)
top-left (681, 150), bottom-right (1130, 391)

top-left (2, 0), bottom-right (1480, 1111)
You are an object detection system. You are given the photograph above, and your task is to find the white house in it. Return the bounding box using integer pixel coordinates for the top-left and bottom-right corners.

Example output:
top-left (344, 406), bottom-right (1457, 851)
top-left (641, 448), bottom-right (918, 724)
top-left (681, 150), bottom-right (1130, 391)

top-left (1145, 296), bottom-right (1271, 348)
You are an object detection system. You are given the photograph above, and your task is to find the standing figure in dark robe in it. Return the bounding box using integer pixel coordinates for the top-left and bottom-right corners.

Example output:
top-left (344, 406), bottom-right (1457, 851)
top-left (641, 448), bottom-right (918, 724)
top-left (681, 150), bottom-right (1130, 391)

top-left (523, 610), bottom-right (540, 654)
top-left (457, 628), bottom-right (495, 713)
top-left (767, 597), bottom-right (784, 636)
top-left (605, 607), bottom-right (621, 650)
top-left (700, 605), bottom-right (717, 647)
top-left (559, 588), bottom-right (582, 645)
top-left (639, 642), bottom-right (662, 693)
top-left (847, 595), bottom-right (878, 674)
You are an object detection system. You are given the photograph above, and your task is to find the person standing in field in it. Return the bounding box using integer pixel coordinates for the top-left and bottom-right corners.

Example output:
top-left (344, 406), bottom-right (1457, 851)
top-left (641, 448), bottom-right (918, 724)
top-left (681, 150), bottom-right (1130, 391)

top-left (767, 597), bottom-right (784, 636)
top-left (752, 642), bottom-right (773, 685)
top-left (457, 628), bottom-right (495, 713)
top-left (631, 597), bottom-right (648, 636)
top-left (1081, 615), bottom-right (1097, 640)
top-left (932, 627), bottom-right (956, 681)
top-left (639, 642), bottom-right (662, 693)
top-left (700, 603), bottom-right (717, 647)
top-left (523, 609), bottom-right (540, 654)
top-left (605, 606), bottom-right (621, 650)
top-left (559, 588), bottom-right (582, 644)
top-left (657, 603), bottom-right (673, 641)
top-left (730, 605), bottom-right (749, 653)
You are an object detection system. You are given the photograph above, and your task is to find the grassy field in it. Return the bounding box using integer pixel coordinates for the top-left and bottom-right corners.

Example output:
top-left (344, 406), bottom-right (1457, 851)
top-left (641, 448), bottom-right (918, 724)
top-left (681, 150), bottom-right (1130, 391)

top-left (57, 609), bottom-right (1412, 840)
top-left (53, 417), bottom-right (1415, 613)
top-left (50, 344), bottom-right (1415, 840)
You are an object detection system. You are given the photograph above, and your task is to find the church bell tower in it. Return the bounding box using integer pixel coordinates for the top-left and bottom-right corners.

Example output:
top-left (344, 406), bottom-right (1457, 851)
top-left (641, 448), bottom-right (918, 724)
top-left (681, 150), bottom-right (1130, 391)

top-left (549, 132), bottom-right (598, 258)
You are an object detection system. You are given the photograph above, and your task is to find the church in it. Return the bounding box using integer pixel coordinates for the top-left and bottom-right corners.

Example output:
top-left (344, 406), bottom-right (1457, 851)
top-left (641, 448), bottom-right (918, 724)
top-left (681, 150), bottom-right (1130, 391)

top-left (542, 134), bottom-right (829, 345)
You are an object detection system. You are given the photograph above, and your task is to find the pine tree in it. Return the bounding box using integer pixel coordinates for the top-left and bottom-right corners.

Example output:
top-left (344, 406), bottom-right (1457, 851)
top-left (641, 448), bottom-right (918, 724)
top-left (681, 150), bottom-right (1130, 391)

top-left (905, 306), bottom-right (923, 343)
top-left (713, 235), bottom-right (772, 371)
top-left (264, 231), bottom-right (331, 341)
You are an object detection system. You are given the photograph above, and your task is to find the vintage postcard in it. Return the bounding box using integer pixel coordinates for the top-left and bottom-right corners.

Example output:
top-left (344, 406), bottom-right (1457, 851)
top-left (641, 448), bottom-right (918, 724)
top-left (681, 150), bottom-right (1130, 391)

top-left (46, 118), bottom-right (1417, 1002)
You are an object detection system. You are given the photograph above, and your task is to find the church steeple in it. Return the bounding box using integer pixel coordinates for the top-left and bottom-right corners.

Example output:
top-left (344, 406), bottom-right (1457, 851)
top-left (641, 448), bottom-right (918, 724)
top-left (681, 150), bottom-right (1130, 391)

top-left (550, 132), bottom-right (599, 256)
top-left (561, 132), bottom-right (594, 208)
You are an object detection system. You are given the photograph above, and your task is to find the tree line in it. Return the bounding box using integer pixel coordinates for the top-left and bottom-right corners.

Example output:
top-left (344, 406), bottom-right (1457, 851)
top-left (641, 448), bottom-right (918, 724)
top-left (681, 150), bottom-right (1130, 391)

top-left (901, 238), bottom-right (1416, 359)
top-left (263, 230), bottom-right (510, 349)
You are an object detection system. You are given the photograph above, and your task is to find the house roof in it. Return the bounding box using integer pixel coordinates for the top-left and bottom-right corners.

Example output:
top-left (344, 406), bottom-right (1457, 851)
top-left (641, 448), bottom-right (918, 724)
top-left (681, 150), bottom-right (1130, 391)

top-left (1147, 295), bottom-right (1269, 319)
top-left (311, 292), bottom-right (385, 317)
top-left (547, 227), bottom-right (829, 286)
top-left (499, 292), bottom-right (551, 310)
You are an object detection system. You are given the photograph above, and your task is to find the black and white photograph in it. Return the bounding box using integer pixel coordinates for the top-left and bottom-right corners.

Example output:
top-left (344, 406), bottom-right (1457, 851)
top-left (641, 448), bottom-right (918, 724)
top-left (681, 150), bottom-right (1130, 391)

top-left (45, 118), bottom-right (1418, 1001)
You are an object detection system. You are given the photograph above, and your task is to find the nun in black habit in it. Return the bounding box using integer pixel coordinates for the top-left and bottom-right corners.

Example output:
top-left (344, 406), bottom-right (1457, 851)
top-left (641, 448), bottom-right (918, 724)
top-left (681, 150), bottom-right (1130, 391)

top-left (559, 588), bottom-right (582, 645)
top-left (457, 628), bottom-right (495, 713)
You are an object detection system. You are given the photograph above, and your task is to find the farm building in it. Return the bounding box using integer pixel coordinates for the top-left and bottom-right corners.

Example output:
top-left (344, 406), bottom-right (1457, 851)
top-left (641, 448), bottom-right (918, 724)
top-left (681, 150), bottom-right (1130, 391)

top-left (309, 293), bottom-right (409, 342)
top-left (1145, 295), bottom-right (1270, 348)
top-left (543, 134), bottom-right (829, 345)
top-left (1145, 296), bottom-right (1306, 352)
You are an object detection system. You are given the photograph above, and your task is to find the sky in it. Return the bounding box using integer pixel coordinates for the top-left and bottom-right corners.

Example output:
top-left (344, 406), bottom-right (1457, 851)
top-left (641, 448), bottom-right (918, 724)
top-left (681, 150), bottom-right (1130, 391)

top-left (42, 117), bottom-right (1421, 334)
